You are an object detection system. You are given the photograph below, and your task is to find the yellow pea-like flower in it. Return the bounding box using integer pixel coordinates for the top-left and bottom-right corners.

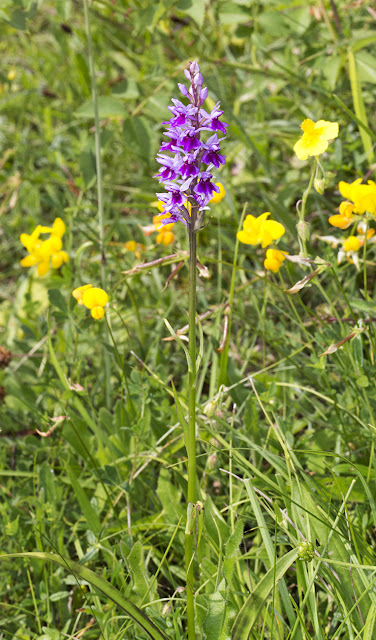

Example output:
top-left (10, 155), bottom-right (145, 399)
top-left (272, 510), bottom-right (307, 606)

top-left (294, 119), bottom-right (339, 161)
top-left (343, 236), bottom-right (361, 253)
top-left (210, 182), bottom-right (225, 204)
top-left (82, 287), bottom-right (109, 310)
top-left (237, 212), bottom-right (285, 248)
top-left (264, 249), bottom-right (288, 273)
top-left (72, 284), bottom-right (93, 305)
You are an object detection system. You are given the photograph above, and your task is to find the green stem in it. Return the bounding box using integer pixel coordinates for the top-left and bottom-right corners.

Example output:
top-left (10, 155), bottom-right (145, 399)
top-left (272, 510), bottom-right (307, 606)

top-left (83, 0), bottom-right (111, 408)
top-left (298, 158), bottom-right (317, 257)
top-left (185, 222), bottom-right (197, 640)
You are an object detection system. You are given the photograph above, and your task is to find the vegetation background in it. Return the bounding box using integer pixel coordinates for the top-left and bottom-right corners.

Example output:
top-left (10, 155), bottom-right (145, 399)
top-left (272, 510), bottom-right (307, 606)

top-left (1, 0), bottom-right (376, 638)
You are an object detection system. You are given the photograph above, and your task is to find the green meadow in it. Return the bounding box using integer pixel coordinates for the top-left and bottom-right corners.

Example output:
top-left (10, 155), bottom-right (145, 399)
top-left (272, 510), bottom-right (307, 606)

top-left (1, 1), bottom-right (376, 638)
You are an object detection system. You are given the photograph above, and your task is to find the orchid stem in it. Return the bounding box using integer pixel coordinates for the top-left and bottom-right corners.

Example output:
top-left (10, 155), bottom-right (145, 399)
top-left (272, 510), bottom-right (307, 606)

top-left (185, 221), bottom-right (198, 640)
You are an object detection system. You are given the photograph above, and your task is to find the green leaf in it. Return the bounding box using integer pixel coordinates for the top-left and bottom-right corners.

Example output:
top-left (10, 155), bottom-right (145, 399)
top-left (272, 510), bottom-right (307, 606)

top-left (48, 288), bottom-right (68, 314)
top-left (347, 49), bottom-right (374, 163)
top-left (223, 519), bottom-right (243, 586)
top-left (333, 94), bottom-right (376, 145)
top-left (355, 51), bottom-right (376, 85)
top-left (125, 540), bottom-right (154, 602)
top-left (176, 0), bottom-right (205, 28)
top-left (171, 379), bottom-right (188, 446)
top-left (0, 552), bottom-right (168, 640)
top-left (218, 3), bottom-right (252, 26)
top-left (203, 590), bottom-right (227, 640)
top-left (157, 467), bottom-right (182, 523)
top-left (349, 299), bottom-right (375, 313)
top-left (75, 96), bottom-right (127, 119)
top-left (66, 466), bottom-right (102, 536)
top-left (231, 548), bottom-right (299, 639)
top-left (123, 116), bottom-right (153, 164)
top-left (364, 603), bottom-right (376, 640)
top-left (4, 2), bottom-right (37, 30)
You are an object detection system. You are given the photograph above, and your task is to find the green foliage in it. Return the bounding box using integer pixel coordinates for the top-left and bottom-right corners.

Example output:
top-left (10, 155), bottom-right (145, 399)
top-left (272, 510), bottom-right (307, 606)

top-left (2, 1), bottom-right (376, 638)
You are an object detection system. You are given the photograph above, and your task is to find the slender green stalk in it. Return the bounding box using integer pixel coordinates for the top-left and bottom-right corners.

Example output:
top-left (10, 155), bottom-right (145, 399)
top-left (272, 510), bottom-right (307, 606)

top-left (185, 221), bottom-right (197, 640)
top-left (83, 0), bottom-right (111, 408)
top-left (297, 158), bottom-right (317, 257)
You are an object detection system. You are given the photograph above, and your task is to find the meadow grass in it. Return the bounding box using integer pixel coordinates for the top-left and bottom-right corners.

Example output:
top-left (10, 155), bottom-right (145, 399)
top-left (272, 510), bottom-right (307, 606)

top-left (1, 1), bottom-right (376, 638)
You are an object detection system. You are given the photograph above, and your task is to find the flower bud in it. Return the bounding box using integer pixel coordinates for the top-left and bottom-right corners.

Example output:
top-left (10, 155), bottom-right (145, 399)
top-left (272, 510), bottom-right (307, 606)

top-left (203, 401), bottom-right (216, 417)
top-left (314, 178), bottom-right (325, 194)
top-left (296, 220), bottom-right (310, 242)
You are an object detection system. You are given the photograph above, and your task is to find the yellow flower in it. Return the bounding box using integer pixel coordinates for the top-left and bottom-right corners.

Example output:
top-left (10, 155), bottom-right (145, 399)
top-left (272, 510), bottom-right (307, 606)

top-left (343, 236), bottom-right (361, 253)
top-left (51, 217), bottom-right (66, 238)
top-left (329, 201), bottom-right (355, 229)
top-left (73, 286), bottom-right (108, 319)
top-left (7, 69), bottom-right (16, 81)
top-left (156, 230), bottom-right (175, 245)
top-left (264, 249), bottom-right (288, 273)
top-left (210, 182), bottom-right (225, 204)
top-left (83, 287), bottom-right (109, 319)
top-left (237, 212), bottom-right (285, 248)
top-left (72, 284), bottom-right (93, 305)
top-left (124, 240), bottom-right (145, 259)
top-left (339, 179), bottom-right (376, 215)
top-left (294, 119), bottom-right (339, 161)
top-left (20, 219), bottom-right (68, 276)
top-left (153, 213), bottom-right (175, 245)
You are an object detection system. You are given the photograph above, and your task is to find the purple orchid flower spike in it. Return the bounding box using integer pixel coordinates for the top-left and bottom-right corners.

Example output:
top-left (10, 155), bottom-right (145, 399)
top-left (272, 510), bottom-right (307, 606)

top-left (154, 61), bottom-right (227, 231)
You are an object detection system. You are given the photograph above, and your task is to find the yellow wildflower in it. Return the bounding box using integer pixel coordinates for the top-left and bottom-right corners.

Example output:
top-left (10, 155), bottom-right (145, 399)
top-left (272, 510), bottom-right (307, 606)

top-left (83, 287), bottom-right (108, 319)
top-left (20, 218), bottom-right (68, 276)
top-left (72, 284), bottom-right (93, 305)
top-left (210, 182), bottom-right (225, 204)
top-left (329, 201), bottom-right (355, 229)
top-left (157, 230), bottom-right (175, 245)
top-left (51, 217), bottom-right (66, 238)
top-left (237, 212), bottom-right (285, 248)
top-left (343, 236), bottom-right (361, 253)
top-left (153, 213), bottom-right (175, 246)
top-left (124, 240), bottom-right (144, 259)
top-left (338, 179), bottom-right (376, 215)
top-left (73, 286), bottom-right (108, 319)
top-left (264, 249), bottom-right (288, 273)
top-left (294, 119), bottom-right (339, 161)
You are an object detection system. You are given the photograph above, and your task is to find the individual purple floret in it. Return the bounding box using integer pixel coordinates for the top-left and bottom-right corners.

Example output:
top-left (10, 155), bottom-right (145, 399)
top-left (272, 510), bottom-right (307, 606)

top-left (154, 61), bottom-right (227, 230)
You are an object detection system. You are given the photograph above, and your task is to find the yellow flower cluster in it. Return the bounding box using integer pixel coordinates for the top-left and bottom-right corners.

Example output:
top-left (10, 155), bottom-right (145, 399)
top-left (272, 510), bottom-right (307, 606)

top-left (237, 212), bottom-right (287, 273)
top-left (72, 284), bottom-right (109, 320)
top-left (325, 177), bottom-right (376, 266)
top-left (329, 178), bottom-right (376, 230)
top-left (20, 218), bottom-right (69, 276)
top-left (319, 223), bottom-right (376, 269)
top-left (154, 210), bottom-right (175, 246)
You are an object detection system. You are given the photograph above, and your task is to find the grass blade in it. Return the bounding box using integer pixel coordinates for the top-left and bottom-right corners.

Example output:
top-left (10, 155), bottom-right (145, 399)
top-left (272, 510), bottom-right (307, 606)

top-left (231, 548), bottom-right (299, 640)
top-left (0, 552), bottom-right (168, 640)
